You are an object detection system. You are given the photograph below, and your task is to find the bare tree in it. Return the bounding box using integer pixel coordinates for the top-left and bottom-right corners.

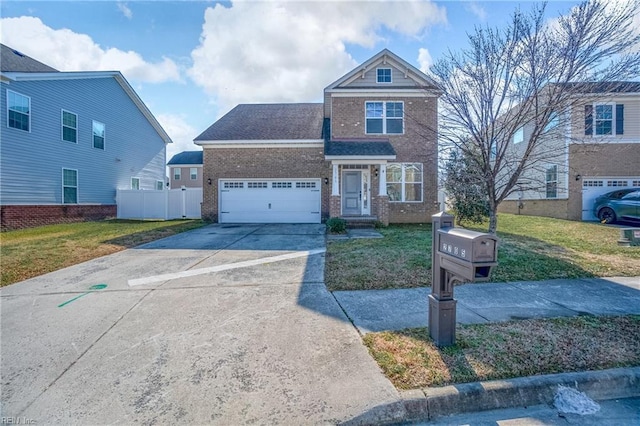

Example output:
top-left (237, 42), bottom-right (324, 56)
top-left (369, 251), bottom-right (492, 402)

top-left (430, 0), bottom-right (640, 233)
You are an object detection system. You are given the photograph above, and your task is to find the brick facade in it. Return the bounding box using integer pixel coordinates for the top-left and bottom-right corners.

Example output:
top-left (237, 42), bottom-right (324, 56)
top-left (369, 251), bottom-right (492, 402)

top-left (1, 204), bottom-right (116, 231)
top-left (499, 199), bottom-right (570, 220)
top-left (201, 147), bottom-right (331, 222)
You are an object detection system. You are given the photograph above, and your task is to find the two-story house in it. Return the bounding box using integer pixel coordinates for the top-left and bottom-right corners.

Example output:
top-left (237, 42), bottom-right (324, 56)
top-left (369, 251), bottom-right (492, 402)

top-left (167, 151), bottom-right (203, 189)
top-left (499, 82), bottom-right (640, 222)
top-left (0, 44), bottom-right (172, 230)
top-left (194, 49), bottom-right (440, 225)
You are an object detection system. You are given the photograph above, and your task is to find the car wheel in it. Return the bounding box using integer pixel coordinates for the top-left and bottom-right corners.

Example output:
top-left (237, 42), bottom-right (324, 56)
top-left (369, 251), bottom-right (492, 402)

top-left (598, 207), bottom-right (617, 224)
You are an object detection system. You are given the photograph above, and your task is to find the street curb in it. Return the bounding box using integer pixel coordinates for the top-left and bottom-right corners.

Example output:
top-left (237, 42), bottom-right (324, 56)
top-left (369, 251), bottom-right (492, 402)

top-left (340, 367), bottom-right (640, 425)
top-left (401, 366), bottom-right (640, 423)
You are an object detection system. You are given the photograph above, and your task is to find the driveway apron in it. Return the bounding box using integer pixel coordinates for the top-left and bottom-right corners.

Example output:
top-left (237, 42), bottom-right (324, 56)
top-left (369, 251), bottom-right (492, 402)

top-left (1, 224), bottom-right (400, 424)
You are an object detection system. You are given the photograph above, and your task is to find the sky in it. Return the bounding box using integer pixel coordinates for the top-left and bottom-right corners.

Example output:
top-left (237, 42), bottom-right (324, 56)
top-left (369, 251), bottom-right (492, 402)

top-left (0, 0), bottom-right (610, 160)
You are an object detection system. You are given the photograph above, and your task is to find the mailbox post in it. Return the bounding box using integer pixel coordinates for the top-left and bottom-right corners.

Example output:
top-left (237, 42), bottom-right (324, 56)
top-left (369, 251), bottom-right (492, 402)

top-left (429, 212), bottom-right (498, 347)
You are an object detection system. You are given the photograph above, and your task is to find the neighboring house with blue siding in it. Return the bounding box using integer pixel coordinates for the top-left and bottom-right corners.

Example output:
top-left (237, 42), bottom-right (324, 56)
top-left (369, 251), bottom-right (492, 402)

top-left (0, 44), bottom-right (172, 230)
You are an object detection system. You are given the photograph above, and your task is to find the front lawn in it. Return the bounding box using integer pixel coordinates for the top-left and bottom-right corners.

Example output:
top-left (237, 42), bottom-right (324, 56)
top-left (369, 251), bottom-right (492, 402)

top-left (0, 220), bottom-right (205, 286)
top-left (325, 214), bottom-right (640, 291)
top-left (364, 315), bottom-right (640, 389)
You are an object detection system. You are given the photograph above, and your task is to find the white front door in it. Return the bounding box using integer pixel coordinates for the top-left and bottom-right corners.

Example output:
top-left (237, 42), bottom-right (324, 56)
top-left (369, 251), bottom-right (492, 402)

top-left (341, 170), bottom-right (371, 216)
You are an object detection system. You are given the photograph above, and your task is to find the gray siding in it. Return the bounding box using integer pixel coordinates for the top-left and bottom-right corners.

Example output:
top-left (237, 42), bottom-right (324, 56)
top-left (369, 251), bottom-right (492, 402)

top-left (1, 77), bottom-right (166, 205)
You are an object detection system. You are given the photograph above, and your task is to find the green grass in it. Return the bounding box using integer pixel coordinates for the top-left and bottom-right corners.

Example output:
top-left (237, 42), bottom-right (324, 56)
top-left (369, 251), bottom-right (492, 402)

top-left (326, 214), bottom-right (640, 291)
top-left (0, 219), bottom-right (205, 286)
top-left (364, 315), bottom-right (640, 389)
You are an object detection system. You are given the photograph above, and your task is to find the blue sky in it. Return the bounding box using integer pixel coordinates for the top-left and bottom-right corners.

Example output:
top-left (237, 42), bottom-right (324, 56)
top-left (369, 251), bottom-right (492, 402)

top-left (1, 1), bottom-right (586, 159)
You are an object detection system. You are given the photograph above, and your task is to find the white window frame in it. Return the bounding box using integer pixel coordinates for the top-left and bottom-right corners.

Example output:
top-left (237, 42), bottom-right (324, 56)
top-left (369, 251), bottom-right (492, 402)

top-left (513, 126), bottom-right (524, 144)
top-left (365, 101), bottom-right (404, 135)
top-left (131, 177), bottom-right (140, 190)
top-left (545, 165), bottom-right (558, 199)
top-left (593, 103), bottom-right (615, 136)
top-left (386, 163), bottom-right (423, 203)
top-left (61, 109), bottom-right (78, 143)
top-left (174, 167), bottom-right (181, 180)
top-left (92, 120), bottom-right (105, 150)
top-left (7, 89), bottom-right (31, 132)
top-left (190, 167), bottom-right (198, 180)
top-left (376, 67), bottom-right (392, 84)
top-left (62, 168), bottom-right (78, 204)
top-left (156, 180), bottom-right (165, 190)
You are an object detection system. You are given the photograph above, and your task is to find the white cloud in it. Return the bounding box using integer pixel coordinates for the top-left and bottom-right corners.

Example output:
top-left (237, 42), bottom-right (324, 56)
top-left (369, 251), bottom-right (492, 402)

top-left (117, 2), bottom-right (133, 20)
top-left (189, 0), bottom-right (447, 111)
top-left (157, 114), bottom-right (201, 161)
top-left (1, 16), bottom-right (180, 83)
top-left (465, 2), bottom-right (487, 22)
top-left (417, 48), bottom-right (433, 73)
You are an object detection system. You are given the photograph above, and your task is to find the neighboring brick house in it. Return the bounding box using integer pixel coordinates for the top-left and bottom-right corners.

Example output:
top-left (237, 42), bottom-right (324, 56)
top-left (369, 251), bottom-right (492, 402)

top-left (194, 49), bottom-right (441, 225)
top-left (0, 44), bottom-right (171, 230)
top-left (167, 151), bottom-right (203, 189)
top-left (499, 82), bottom-right (640, 221)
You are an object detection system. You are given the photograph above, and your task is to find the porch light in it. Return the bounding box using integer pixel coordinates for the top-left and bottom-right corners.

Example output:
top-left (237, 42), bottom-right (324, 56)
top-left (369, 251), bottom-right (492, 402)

top-left (575, 174), bottom-right (581, 181)
top-left (324, 178), bottom-right (329, 185)
top-left (207, 178), bottom-right (212, 185)
top-left (374, 168), bottom-right (379, 177)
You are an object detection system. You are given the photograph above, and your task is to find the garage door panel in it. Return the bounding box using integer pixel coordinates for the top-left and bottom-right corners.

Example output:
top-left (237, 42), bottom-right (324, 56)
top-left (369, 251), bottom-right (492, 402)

top-left (219, 179), bottom-right (321, 224)
top-left (582, 177), bottom-right (640, 220)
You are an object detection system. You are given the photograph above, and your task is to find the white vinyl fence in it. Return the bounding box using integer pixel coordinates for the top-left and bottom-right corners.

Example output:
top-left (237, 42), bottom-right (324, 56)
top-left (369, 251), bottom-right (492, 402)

top-left (116, 188), bottom-right (202, 220)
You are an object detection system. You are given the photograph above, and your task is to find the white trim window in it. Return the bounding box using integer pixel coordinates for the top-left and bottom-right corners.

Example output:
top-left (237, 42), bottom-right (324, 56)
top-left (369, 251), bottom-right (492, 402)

top-left (513, 126), bottom-right (524, 144)
top-left (376, 68), bottom-right (392, 83)
top-left (174, 167), bottom-right (181, 180)
top-left (62, 168), bottom-right (78, 204)
top-left (190, 167), bottom-right (198, 180)
top-left (585, 103), bottom-right (624, 136)
top-left (62, 110), bottom-right (78, 143)
top-left (156, 180), bottom-right (164, 190)
top-left (7, 90), bottom-right (30, 131)
top-left (131, 177), bottom-right (140, 190)
top-left (92, 120), bottom-right (105, 150)
top-left (545, 165), bottom-right (558, 199)
top-left (365, 101), bottom-right (404, 134)
top-left (386, 163), bottom-right (423, 202)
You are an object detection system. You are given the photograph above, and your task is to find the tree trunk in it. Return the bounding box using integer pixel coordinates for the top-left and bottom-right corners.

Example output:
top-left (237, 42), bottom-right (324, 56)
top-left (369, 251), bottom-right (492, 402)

top-left (488, 204), bottom-right (498, 234)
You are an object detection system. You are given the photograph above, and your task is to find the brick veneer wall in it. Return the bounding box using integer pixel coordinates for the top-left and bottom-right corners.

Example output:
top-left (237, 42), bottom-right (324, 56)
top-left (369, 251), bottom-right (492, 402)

top-left (330, 96), bottom-right (439, 223)
top-left (201, 147), bottom-right (331, 222)
top-left (1, 205), bottom-right (116, 231)
top-left (498, 199), bottom-right (570, 220)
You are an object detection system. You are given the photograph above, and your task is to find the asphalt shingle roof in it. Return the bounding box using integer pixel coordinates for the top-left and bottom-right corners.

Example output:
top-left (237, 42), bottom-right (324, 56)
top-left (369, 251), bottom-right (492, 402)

top-left (325, 140), bottom-right (396, 157)
top-left (560, 81), bottom-right (640, 93)
top-left (195, 103), bottom-right (324, 141)
top-left (167, 151), bottom-right (203, 165)
top-left (1, 44), bottom-right (58, 73)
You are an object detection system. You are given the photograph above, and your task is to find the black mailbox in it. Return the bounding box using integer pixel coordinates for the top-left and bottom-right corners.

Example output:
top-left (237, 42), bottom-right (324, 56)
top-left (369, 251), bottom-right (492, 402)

top-left (436, 228), bottom-right (498, 282)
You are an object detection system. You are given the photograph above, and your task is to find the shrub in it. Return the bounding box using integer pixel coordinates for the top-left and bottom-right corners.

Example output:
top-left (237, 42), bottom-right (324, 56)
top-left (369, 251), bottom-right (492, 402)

top-left (326, 217), bottom-right (347, 234)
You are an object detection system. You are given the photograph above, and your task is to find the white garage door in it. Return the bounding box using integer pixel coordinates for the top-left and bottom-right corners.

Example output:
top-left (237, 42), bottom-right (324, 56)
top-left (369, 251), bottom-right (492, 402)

top-left (582, 177), bottom-right (640, 220)
top-left (219, 179), bottom-right (321, 223)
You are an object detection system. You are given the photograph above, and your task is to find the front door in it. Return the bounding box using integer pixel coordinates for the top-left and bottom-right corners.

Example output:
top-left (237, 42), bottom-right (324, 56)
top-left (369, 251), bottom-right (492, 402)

top-left (342, 171), bottom-right (361, 215)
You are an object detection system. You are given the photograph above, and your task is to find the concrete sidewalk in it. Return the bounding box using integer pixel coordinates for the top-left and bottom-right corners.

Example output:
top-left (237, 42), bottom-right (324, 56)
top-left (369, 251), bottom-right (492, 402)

top-left (333, 276), bottom-right (640, 334)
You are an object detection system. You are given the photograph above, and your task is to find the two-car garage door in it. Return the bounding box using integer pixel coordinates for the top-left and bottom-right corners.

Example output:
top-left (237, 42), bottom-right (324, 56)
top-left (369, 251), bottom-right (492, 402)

top-left (582, 177), bottom-right (640, 220)
top-left (219, 179), bottom-right (321, 223)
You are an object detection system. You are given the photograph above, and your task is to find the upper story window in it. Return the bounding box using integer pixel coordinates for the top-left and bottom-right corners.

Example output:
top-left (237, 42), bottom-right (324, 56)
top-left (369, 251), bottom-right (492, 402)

top-left (544, 112), bottom-right (559, 132)
top-left (190, 167), bottom-right (198, 180)
top-left (62, 110), bottom-right (78, 143)
top-left (513, 126), bottom-right (524, 144)
top-left (376, 68), bottom-right (392, 83)
top-left (585, 104), bottom-right (624, 136)
top-left (365, 101), bottom-right (404, 134)
top-left (7, 90), bottom-right (30, 131)
top-left (92, 120), bottom-right (105, 149)
top-left (131, 177), bottom-right (140, 190)
top-left (174, 168), bottom-right (181, 180)
top-left (62, 168), bottom-right (78, 204)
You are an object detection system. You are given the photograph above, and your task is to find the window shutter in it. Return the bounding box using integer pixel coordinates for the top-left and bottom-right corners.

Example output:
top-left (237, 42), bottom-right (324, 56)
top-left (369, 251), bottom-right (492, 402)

top-left (584, 105), bottom-right (593, 135)
top-left (616, 104), bottom-right (624, 135)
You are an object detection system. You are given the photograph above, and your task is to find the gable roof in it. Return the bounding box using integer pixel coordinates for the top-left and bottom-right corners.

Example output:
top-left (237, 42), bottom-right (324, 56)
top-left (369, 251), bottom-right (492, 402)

top-left (1, 44), bottom-right (58, 73)
top-left (168, 151), bottom-right (203, 165)
top-left (0, 44), bottom-right (172, 145)
top-left (194, 103), bottom-right (324, 142)
top-left (324, 48), bottom-right (440, 92)
top-left (559, 81), bottom-right (640, 94)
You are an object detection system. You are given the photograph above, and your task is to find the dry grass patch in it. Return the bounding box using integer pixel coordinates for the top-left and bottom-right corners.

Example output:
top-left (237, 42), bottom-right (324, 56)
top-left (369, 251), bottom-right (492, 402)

top-left (1, 220), bottom-right (205, 286)
top-left (363, 315), bottom-right (640, 389)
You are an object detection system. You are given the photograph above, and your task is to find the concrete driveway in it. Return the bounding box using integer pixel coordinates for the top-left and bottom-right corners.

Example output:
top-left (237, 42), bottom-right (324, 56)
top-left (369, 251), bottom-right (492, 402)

top-left (1, 224), bottom-right (400, 424)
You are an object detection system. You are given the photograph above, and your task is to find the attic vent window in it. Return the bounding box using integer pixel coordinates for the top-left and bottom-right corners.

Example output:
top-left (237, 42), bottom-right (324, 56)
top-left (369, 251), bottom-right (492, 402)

top-left (377, 68), bottom-right (392, 83)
